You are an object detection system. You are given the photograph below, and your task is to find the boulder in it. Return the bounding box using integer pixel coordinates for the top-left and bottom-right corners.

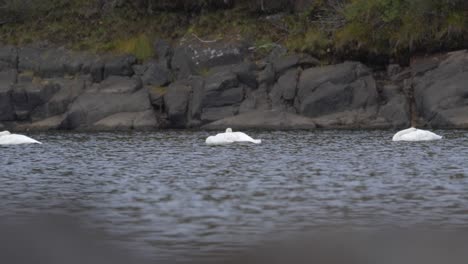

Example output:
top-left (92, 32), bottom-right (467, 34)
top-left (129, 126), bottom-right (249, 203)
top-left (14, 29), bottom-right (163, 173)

top-left (296, 62), bottom-right (381, 127)
top-left (201, 105), bottom-right (237, 123)
top-left (297, 62), bottom-right (376, 117)
top-left (60, 88), bottom-right (152, 130)
top-left (171, 35), bottom-right (249, 78)
top-left (163, 81), bottom-right (192, 128)
top-left (98, 75), bottom-right (142, 94)
top-left (18, 46), bottom-right (99, 78)
top-left (11, 79), bottom-right (61, 121)
top-left (202, 110), bottom-right (316, 130)
top-left (154, 39), bottom-right (173, 68)
top-left (272, 54), bottom-right (320, 76)
top-left (210, 62), bottom-right (258, 88)
top-left (17, 115), bottom-right (65, 131)
top-left (270, 68), bottom-right (299, 109)
top-left (93, 110), bottom-right (157, 130)
top-left (377, 85), bottom-right (411, 128)
top-left (103, 55), bottom-right (136, 79)
top-left (0, 70), bottom-right (17, 121)
top-left (31, 77), bottom-right (88, 122)
top-left (203, 70), bottom-right (244, 108)
top-left (0, 46), bottom-right (17, 71)
top-left (141, 60), bottom-right (171, 87)
top-left (414, 50), bottom-right (468, 127)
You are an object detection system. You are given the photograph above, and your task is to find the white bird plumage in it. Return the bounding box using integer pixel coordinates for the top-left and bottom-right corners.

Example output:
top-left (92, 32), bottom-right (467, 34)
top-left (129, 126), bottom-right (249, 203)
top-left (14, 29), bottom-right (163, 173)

top-left (206, 128), bottom-right (261, 145)
top-left (392, 127), bottom-right (442, 142)
top-left (0, 131), bottom-right (42, 145)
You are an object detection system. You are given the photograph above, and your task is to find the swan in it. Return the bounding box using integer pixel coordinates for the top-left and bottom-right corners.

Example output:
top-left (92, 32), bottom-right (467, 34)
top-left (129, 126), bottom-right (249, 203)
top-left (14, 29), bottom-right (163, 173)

top-left (206, 128), bottom-right (261, 145)
top-left (392, 127), bottom-right (442, 142)
top-left (0, 131), bottom-right (42, 145)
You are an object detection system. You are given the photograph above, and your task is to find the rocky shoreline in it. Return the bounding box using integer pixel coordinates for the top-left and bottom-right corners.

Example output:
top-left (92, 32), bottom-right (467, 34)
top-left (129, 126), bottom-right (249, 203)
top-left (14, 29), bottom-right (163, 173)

top-left (1, 38), bottom-right (467, 131)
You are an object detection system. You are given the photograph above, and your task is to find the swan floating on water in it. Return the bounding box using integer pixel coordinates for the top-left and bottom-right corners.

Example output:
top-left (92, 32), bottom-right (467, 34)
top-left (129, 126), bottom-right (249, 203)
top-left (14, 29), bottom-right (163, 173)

top-left (392, 127), bottom-right (442, 142)
top-left (0, 131), bottom-right (42, 145)
top-left (206, 128), bottom-right (261, 145)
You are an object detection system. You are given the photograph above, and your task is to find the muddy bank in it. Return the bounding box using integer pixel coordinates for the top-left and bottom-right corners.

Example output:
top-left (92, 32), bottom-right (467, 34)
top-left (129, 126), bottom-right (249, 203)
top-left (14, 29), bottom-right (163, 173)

top-left (1, 38), bottom-right (467, 131)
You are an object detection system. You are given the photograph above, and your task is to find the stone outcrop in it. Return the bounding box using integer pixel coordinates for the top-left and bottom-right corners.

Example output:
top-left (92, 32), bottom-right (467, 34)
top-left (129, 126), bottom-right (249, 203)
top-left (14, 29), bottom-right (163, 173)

top-left (413, 50), bottom-right (468, 128)
top-left (1, 41), bottom-right (467, 131)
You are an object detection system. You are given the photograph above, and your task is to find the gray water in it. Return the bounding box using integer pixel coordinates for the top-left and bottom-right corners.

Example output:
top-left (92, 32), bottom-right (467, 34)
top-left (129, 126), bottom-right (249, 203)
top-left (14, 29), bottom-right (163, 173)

top-left (1, 130), bottom-right (468, 261)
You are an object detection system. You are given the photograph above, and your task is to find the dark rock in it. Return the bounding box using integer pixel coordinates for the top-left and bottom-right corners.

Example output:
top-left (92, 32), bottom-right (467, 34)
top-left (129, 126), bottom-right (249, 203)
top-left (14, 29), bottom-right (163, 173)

top-left (154, 39), bottom-right (173, 68)
top-left (203, 110), bottom-right (316, 130)
top-left (18, 46), bottom-right (99, 78)
top-left (210, 62), bottom-right (258, 88)
top-left (147, 86), bottom-right (166, 111)
top-left (31, 77), bottom-right (88, 121)
top-left (272, 54), bottom-right (320, 76)
top-left (414, 50), bottom-right (468, 127)
top-left (0, 70), bottom-right (17, 121)
top-left (271, 68), bottom-right (299, 102)
top-left (93, 110), bottom-right (158, 130)
top-left (0, 46), bottom-right (17, 71)
top-left (387, 64), bottom-right (402, 78)
top-left (141, 61), bottom-right (171, 87)
top-left (377, 85), bottom-right (410, 128)
top-left (103, 55), bottom-right (136, 79)
top-left (171, 46), bottom-right (198, 79)
top-left (18, 47), bottom-right (41, 73)
top-left (171, 35), bottom-right (248, 78)
top-left (132, 64), bottom-right (147, 76)
top-left (90, 59), bottom-right (104, 82)
top-left (98, 76), bottom-right (142, 94)
top-left (188, 76), bottom-right (205, 120)
top-left (201, 105), bottom-right (237, 123)
top-left (203, 70), bottom-right (243, 108)
top-left (297, 62), bottom-right (381, 127)
top-left (12, 79), bottom-right (61, 121)
top-left (257, 63), bottom-right (275, 86)
top-left (239, 86), bottom-right (270, 113)
top-left (163, 81), bottom-right (192, 128)
top-left (61, 88), bottom-right (152, 130)
top-left (266, 45), bottom-right (288, 62)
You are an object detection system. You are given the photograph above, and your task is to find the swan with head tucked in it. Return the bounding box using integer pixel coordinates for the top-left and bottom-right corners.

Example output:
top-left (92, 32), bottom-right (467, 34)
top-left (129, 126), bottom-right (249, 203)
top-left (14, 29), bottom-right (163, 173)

top-left (0, 131), bottom-right (42, 145)
top-left (392, 127), bottom-right (442, 142)
top-left (206, 128), bottom-right (261, 145)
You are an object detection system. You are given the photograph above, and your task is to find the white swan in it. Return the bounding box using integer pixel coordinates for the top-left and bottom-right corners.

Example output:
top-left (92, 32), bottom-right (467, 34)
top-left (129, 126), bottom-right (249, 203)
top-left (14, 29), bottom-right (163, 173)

top-left (0, 131), bottom-right (42, 145)
top-left (392, 127), bottom-right (442, 142)
top-left (206, 128), bottom-right (261, 145)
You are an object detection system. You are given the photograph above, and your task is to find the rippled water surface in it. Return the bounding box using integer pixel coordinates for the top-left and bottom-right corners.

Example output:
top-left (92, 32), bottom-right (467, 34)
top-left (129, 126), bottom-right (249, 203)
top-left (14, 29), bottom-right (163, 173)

top-left (2, 130), bottom-right (468, 261)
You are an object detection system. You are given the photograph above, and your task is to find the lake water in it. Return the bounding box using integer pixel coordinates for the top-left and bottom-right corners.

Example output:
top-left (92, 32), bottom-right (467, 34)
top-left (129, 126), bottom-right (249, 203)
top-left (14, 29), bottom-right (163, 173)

top-left (1, 130), bottom-right (468, 261)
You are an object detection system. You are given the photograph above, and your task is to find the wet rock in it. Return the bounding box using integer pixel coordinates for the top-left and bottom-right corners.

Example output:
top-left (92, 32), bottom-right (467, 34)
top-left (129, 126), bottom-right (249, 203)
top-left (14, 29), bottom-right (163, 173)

top-left (203, 110), bottom-right (316, 130)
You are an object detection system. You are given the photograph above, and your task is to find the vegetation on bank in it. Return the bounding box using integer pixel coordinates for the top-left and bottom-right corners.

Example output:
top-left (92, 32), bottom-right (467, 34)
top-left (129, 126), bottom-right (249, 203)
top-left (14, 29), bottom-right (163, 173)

top-left (0, 0), bottom-right (466, 64)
